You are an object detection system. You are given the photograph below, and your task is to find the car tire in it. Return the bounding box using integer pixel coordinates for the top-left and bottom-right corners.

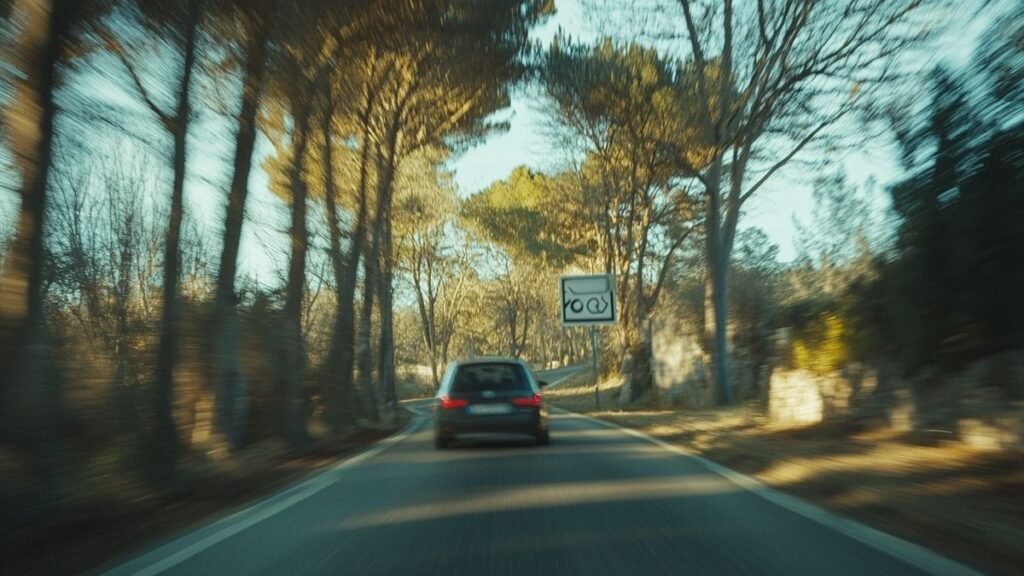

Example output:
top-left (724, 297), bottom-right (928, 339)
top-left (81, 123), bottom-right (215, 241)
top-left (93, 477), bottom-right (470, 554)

top-left (536, 430), bottom-right (550, 446)
top-left (435, 434), bottom-right (450, 450)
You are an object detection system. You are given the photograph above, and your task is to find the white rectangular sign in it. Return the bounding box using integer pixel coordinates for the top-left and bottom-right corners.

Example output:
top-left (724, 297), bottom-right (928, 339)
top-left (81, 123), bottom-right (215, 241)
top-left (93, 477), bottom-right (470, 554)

top-left (560, 274), bottom-right (617, 326)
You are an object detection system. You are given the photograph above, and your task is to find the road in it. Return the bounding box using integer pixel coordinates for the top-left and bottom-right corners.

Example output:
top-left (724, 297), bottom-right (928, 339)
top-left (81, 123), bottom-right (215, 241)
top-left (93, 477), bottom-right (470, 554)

top-left (534, 362), bottom-right (588, 386)
top-left (98, 371), bottom-right (977, 576)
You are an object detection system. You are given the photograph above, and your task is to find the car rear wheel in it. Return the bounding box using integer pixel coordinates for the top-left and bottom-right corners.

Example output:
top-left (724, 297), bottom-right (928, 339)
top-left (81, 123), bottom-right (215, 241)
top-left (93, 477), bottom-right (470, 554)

top-left (435, 434), bottom-right (451, 449)
top-left (535, 429), bottom-right (550, 446)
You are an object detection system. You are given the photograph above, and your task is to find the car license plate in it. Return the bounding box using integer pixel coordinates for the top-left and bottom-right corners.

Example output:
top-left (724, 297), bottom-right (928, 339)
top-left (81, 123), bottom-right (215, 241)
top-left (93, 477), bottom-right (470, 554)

top-left (466, 403), bottom-right (511, 415)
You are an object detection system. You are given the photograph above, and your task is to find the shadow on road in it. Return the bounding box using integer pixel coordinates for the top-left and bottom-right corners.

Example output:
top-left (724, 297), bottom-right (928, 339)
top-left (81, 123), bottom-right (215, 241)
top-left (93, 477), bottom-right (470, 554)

top-left (224, 413), bottom-right (943, 576)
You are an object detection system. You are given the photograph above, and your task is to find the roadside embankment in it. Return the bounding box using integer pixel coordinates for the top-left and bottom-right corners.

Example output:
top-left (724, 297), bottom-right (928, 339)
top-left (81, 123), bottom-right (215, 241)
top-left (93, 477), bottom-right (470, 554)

top-left (548, 372), bottom-right (1023, 576)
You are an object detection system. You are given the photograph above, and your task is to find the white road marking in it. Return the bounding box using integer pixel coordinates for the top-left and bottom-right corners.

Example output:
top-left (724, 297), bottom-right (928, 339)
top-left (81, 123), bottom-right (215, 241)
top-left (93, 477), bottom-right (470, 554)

top-left (564, 410), bottom-right (982, 576)
top-left (100, 416), bottom-right (424, 576)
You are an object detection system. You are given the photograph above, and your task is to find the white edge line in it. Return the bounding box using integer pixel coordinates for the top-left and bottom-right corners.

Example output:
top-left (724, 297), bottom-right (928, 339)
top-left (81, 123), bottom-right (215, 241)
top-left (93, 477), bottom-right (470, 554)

top-left (563, 410), bottom-right (982, 576)
top-left (99, 415), bottom-right (425, 576)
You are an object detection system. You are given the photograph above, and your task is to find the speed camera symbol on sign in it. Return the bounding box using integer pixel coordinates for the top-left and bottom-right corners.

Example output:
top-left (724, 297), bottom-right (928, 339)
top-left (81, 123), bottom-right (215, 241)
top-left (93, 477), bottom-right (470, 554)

top-left (560, 274), bottom-right (618, 326)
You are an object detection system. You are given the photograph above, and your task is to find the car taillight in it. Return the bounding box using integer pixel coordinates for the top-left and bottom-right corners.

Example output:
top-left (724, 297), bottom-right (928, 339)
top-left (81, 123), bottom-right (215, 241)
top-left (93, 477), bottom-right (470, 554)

top-left (439, 395), bottom-right (468, 409)
top-left (511, 393), bottom-right (542, 407)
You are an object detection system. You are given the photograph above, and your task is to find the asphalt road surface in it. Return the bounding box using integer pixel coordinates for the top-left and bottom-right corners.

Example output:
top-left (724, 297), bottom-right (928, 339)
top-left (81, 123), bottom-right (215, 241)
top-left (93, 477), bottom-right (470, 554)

top-left (98, 372), bottom-right (978, 576)
top-left (535, 363), bottom-right (589, 386)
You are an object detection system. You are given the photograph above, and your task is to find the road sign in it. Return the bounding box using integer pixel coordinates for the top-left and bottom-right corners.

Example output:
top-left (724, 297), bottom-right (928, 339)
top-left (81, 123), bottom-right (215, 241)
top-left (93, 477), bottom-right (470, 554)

top-left (560, 274), bottom-right (617, 326)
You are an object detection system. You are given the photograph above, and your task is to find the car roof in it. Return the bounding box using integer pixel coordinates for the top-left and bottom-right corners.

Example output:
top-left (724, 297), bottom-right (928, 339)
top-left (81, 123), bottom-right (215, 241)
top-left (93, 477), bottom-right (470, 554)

top-left (452, 356), bottom-right (525, 367)
top-left (439, 358), bottom-right (537, 395)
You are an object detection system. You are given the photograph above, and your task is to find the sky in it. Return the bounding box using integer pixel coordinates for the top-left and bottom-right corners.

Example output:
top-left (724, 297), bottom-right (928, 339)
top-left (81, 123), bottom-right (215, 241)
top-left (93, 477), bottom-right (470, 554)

top-left (448, 0), bottom-right (993, 263)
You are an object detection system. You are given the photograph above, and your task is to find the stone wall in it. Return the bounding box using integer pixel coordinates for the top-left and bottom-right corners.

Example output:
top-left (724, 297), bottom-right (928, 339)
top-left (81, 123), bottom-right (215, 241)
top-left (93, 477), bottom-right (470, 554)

top-left (648, 314), bottom-right (708, 406)
top-left (648, 309), bottom-right (1023, 451)
top-left (766, 351), bottom-right (1024, 451)
top-left (647, 313), bottom-right (770, 407)
top-left (767, 370), bottom-right (825, 425)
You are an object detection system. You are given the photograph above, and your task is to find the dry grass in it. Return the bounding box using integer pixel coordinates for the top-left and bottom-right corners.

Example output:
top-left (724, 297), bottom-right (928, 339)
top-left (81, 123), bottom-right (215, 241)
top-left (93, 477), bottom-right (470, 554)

top-left (549, 378), bottom-right (1024, 576)
top-left (544, 370), bottom-right (624, 413)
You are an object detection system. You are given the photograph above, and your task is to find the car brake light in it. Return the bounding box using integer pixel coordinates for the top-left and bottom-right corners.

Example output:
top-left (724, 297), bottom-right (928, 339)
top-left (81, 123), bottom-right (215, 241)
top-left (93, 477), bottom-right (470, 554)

top-left (439, 395), bottom-right (468, 409)
top-left (511, 393), bottom-right (542, 407)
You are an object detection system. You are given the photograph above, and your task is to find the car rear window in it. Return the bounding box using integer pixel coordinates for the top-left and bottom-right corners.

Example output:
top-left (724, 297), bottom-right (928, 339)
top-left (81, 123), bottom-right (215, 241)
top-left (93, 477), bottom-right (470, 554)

top-left (451, 363), bottom-right (531, 393)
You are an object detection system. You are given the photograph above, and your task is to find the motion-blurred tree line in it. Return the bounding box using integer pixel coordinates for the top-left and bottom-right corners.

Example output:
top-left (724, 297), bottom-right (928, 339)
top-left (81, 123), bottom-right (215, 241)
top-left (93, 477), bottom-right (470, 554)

top-left (0, 0), bottom-right (555, 522)
top-left (467, 0), bottom-right (941, 402)
top-left (850, 5), bottom-right (1024, 380)
top-left (771, 3), bottom-right (1024, 394)
top-left (465, 0), bottom-right (1021, 412)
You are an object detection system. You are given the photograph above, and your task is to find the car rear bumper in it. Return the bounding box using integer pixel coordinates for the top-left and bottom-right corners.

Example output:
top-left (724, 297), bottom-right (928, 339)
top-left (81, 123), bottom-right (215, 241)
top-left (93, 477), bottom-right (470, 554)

top-left (436, 407), bottom-right (546, 437)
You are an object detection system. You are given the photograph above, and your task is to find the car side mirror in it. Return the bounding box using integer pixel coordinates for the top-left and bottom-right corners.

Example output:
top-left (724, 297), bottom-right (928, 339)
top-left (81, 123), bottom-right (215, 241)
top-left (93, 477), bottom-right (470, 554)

top-left (538, 380), bottom-right (550, 388)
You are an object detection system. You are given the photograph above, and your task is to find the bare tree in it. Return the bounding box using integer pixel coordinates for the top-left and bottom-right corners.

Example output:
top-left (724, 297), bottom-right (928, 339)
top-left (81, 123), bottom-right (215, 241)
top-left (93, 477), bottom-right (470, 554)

top-left (49, 154), bottom-right (163, 436)
top-left (398, 192), bottom-right (472, 388)
top-left (100, 0), bottom-right (205, 472)
top-left (487, 250), bottom-right (534, 360)
top-left (663, 0), bottom-right (933, 404)
top-left (409, 233), bottom-right (472, 386)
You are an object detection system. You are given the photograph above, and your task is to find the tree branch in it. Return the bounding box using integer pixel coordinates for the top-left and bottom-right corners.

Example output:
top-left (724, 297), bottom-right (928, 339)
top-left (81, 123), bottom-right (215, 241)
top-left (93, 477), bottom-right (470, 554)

top-left (105, 34), bottom-right (173, 130)
top-left (740, 116), bottom-right (834, 205)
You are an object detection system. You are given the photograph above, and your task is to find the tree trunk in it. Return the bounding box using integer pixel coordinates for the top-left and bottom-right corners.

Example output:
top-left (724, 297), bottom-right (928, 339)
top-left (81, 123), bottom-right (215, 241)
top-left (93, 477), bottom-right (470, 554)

top-left (334, 198), bottom-right (368, 425)
top-left (518, 299), bottom-right (530, 359)
top-left (356, 219), bottom-right (381, 423)
top-left (377, 210), bottom-right (397, 418)
top-left (441, 334), bottom-right (451, 371)
top-left (113, 294), bottom-right (139, 438)
top-left (283, 104), bottom-right (311, 447)
top-left (374, 122), bottom-right (403, 420)
top-left (355, 155), bottom-right (394, 421)
top-left (0, 0), bottom-right (65, 515)
top-left (421, 275), bottom-right (441, 389)
top-left (358, 115), bottom-right (400, 422)
top-left (411, 246), bottom-right (440, 390)
top-left (427, 287), bottom-right (438, 386)
top-left (507, 302), bottom-right (518, 358)
top-left (704, 158), bottom-right (733, 406)
top-left (212, 7), bottom-right (272, 451)
top-left (430, 353), bottom-right (440, 390)
top-left (0, 0), bottom-right (60, 331)
top-left (320, 103), bottom-right (354, 437)
top-left (152, 2), bottom-right (200, 475)
top-left (334, 99), bottom-right (376, 425)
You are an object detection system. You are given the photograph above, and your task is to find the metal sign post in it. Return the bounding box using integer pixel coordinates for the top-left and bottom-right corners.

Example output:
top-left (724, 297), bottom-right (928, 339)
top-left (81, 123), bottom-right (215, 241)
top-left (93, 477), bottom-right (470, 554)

top-left (591, 326), bottom-right (599, 410)
top-left (560, 274), bottom-right (618, 411)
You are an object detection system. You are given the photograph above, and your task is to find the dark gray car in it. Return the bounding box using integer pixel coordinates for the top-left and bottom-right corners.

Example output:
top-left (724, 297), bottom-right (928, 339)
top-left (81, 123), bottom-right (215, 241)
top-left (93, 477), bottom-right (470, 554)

top-left (434, 357), bottom-right (550, 449)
